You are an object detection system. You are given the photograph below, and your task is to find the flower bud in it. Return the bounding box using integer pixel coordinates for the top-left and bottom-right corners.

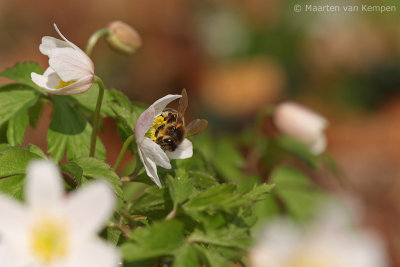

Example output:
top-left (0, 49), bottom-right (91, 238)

top-left (273, 102), bottom-right (328, 154)
top-left (106, 21), bottom-right (142, 55)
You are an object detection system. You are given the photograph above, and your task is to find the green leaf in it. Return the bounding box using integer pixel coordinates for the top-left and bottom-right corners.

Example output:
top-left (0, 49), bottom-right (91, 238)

top-left (130, 186), bottom-right (172, 218)
top-left (173, 244), bottom-right (200, 267)
top-left (194, 245), bottom-right (232, 267)
top-left (1, 62), bottom-right (43, 89)
top-left (167, 169), bottom-right (194, 207)
top-left (72, 157), bottom-right (123, 198)
top-left (277, 136), bottom-right (318, 167)
top-left (0, 174), bottom-right (25, 200)
top-left (0, 90), bottom-right (38, 126)
top-left (0, 147), bottom-right (41, 177)
top-left (7, 108), bottom-right (29, 146)
top-left (184, 184), bottom-right (236, 212)
top-left (270, 165), bottom-right (326, 221)
top-left (121, 220), bottom-right (184, 261)
top-left (71, 83), bottom-right (114, 116)
top-left (61, 162), bottom-right (83, 185)
top-left (107, 227), bottom-right (121, 246)
top-left (47, 96), bottom-right (106, 162)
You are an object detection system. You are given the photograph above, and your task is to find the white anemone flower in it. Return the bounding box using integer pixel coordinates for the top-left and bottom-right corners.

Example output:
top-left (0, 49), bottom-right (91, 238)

top-left (249, 204), bottom-right (388, 267)
top-left (0, 160), bottom-right (120, 267)
top-left (31, 24), bottom-right (95, 95)
top-left (273, 102), bottom-right (328, 154)
top-left (134, 94), bottom-right (193, 187)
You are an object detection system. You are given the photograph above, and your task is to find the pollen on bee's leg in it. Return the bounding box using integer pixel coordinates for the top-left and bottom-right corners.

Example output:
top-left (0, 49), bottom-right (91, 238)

top-left (55, 80), bottom-right (76, 89)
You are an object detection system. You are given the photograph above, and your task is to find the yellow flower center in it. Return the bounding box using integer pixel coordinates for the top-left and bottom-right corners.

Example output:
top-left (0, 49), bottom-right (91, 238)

top-left (289, 253), bottom-right (335, 267)
top-left (55, 79), bottom-right (76, 89)
top-left (145, 116), bottom-right (166, 142)
top-left (30, 218), bottom-right (69, 263)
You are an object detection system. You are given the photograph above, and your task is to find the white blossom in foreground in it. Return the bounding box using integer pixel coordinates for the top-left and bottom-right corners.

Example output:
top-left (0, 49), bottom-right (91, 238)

top-left (0, 160), bottom-right (120, 267)
top-left (31, 24), bottom-right (94, 95)
top-left (134, 94), bottom-right (193, 187)
top-left (273, 102), bottom-right (328, 154)
top-left (249, 204), bottom-right (388, 267)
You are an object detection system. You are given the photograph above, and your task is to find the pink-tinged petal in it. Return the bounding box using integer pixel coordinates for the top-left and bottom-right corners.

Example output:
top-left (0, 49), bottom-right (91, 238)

top-left (138, 147), bottom-right (162, 187)
top-left (68, 239), bottom-right (120, 267)
top-left (140, 138), bottom-right (171, 169)
top-left (150, 94), bottom-right (181, 116)
top-left (65, 181), bottom-right (115, 238)
top-left (165, 138), bottom-right (193, 159)
top-left (39, 36), bottom-right (69, 56)
top-left (49, 47), bottom-right (93, 81)
top-left (49, 75), bottom-right (94, 95)
top-left (53, 24), bottom-right (94, 73)
top-left (134, 106), bottom-right (155, 143)
top-left (25, 160), bottom-right (64, 211)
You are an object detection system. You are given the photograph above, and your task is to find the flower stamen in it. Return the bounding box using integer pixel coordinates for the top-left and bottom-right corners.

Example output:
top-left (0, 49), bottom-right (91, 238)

top-left (145, 116), bottom-right (166, 142)
top-left (55, 80), bottom-right (76, 89)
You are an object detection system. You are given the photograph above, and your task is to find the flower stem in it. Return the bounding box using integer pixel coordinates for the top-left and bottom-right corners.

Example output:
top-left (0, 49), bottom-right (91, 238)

top-left (113, 135), bottom-right (135, 171)
top-left (85, 28), bottom-right (111, 57)
top-left (89, 76), bottom-right (105, 157)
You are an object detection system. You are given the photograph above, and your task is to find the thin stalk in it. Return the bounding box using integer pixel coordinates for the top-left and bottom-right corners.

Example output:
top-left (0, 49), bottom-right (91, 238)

top-left (85, 28), bottom-right (111, 57)
top-left (89, 76), bottom-right (105, 157)
top-left (113, 135), bottom-right (135, 171)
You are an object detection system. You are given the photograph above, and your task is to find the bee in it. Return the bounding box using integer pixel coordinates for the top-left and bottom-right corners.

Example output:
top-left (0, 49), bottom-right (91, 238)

top-left (153, 89), bottom-right (208, 152)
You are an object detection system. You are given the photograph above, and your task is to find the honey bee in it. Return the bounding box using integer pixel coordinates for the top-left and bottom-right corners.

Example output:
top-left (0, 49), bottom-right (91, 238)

top-left (152, 89), bottom-right (208, 152)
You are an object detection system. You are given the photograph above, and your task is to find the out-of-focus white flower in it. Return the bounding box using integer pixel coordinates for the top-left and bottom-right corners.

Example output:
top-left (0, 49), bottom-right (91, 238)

top-left (273, 102), bottom-right (328, 154)
top-left (249, 204), bottom-right (388, 267)
top-left (134, 94), bottom-right (193, 187)
top-left (106, 21), bottom-right (142, 55)
top-left (31, 24), bottom-right (95, 95)
top-left (0, 160), bottom-right (120, 267)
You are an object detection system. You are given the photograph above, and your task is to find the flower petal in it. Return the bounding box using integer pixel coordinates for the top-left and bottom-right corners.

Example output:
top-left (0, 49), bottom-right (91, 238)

top-left (138, 147), bottom-right (162, 187)
top-left (53, 24), bottom-right (94, 72)
top-left (39, 36), bottom-right (69, 56)
top-left (166, 138), bottom-right (193, 159)
top-left (65, 181), bottom-right (115, 238)
top-left (134, 106), bottom-right (155, 143)
top-left (0, 194), bottom-right (28, 240)
top-left (49, 47), bottom-right (93, 82)
top-left (309, 135), bottom-right (327, 155)
top-left (150, 94), bottom-right (181, 116)
top-left (25, 160), bottom-right (64, 211)
top-left (68, 239), bottom-right (120, 267)
top-left (140, 138), bottom-right (171, 169)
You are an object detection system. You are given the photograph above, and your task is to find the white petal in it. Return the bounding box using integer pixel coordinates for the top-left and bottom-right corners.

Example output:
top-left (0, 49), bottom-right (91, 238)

top-left (140, 138), bottom-right (171, 169)
top-left (166, 138), bottom-right (193, 159)
top-left (134, 106), bottom-right (155, 143)
top-left (150, 94), bottom-right (181, 116)
top-left (53, 24), bottom-right (94, 72)
top-left (31, 69), bottom-right (93, 95)
top-left (65, 181), bottom-right (115, 238)
top-left (49, 47), bottom-right (93, 81)
top-left (39, 36), bottom-right (69, 56)
top-left (309, 135), bottom-right (327, 155)
top-left (25, 160), bottom-right (64, 211)
top-left (0, 194), bottom-right (28, 240)
top-left (68, 239), bottom-right (120, 267)
top-left (138, 147), bottom-right (162, 187)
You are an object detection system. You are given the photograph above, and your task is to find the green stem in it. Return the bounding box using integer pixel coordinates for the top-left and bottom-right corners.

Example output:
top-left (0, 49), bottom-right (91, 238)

top-left (113, 135), bottom-right (135, 171)
top-left (85, 28), bottom-right (111, 57)
top-left (89, 76), bottom-right (105, 157)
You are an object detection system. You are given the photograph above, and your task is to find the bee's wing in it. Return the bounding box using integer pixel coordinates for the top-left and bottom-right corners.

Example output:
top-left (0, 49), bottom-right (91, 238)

top-left (186, 119), bottom-right (208, 137)
top-left (178, 89), bottom-right (188, 116)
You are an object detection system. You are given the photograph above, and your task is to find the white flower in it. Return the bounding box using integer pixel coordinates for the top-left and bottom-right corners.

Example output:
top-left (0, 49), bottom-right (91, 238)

top-left (249, 204), bottom-right (388, 267)
top-left (0, 160), bottom-right (120, 267)
top-left (31, 24), bottom-right (95, 95)
top-left (134, 94), bottom-right (193, 187)
top-left (273, 102), bottom-right (328, 154)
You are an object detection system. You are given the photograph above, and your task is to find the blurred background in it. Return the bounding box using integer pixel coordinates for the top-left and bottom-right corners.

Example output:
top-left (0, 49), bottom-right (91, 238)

top-left (1, 0), bottom-right (400, 265)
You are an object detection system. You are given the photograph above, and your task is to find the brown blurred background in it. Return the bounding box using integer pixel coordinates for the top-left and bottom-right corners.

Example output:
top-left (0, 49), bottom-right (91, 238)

top-left (1, 0), bottom-right (400, 265)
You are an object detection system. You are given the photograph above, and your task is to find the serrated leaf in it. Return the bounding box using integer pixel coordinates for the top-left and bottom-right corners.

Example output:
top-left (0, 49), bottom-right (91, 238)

top-left (167, 169), bottom-right (194, 207)
top-left (72, 157), bottom-right (123, 198)
top-left (184, 184), bottom-right (236, 211)
top-left (0, 147), bottom-right (41, 177)
top-left (194, 245), bottom-right (232, 267)
top-left (121, 220), bottom-right (184, 261)
top-left (130, 186), bottom-right (172, 218)
top-left (0, 90), bottom-right (38, 126)
top-left (7, 108), bottom-right (29, 146)
top-left (47, 96), bottom-right (106, 162)
top-left (1, 62), bottom-right (43, 89)
top-left (173, 244), bottom-right (199, 267)
top-left (0, 174), bottom-right (25, 200)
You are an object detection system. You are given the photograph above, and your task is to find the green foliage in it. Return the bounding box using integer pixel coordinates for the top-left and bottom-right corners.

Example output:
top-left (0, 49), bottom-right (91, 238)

top-left (0, 62), bottom-right (43, 90)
